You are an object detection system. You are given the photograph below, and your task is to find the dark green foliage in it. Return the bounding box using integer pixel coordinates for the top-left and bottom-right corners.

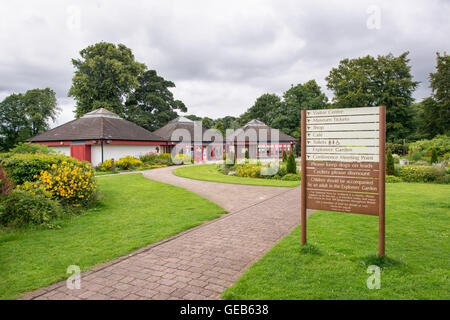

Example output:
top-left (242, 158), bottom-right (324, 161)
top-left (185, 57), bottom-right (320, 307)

top-left (125, 70), bottom-right (186, 131)
top-left (9, 142), bottom-right (55, 155)
top-left (282, 150), bottom-right (287, 162)
top-left (3, 153), bottom-right (80, 184)
top-left (286, 149), bottom-right (296, 174)
top-left (399, 165), bottom-right (444, 183)
top-left (0, 88), bottom-right (59, 150)
top-left (245, 149), bottom-right (249, 159)
top-left (386, 149), bottom-right (395, 175)
top-left (0, 190), bottom-right (61, 227)
top-left (417, 52), bottom-right (450, 138)
top-left (430, 149), bottom-right (438, 164)
top-left (326, 52), bottom-right (419, 142)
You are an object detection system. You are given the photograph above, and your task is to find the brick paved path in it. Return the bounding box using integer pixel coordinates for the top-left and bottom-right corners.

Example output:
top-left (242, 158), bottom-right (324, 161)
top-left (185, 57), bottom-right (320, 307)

top-left (22, 166), bottom-right (309, 300)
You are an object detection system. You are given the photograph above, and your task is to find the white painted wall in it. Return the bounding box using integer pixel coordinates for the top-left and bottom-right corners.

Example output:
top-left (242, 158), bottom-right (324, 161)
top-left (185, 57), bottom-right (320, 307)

top-left (91, 144), bottom-right (161, 166)
top-left (49, 146), bottom-right (70, 156)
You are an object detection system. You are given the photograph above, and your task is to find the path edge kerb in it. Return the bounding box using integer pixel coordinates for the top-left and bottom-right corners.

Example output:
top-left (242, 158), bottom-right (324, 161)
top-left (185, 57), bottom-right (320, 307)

top-left (20, 171), bottom-right (297, 300)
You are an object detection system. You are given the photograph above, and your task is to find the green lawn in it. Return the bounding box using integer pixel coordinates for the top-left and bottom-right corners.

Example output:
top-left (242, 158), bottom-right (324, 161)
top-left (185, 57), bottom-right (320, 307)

top-left (222, 183), bottom-right (450, 300)
top-left (0, 174), bottom-right (226, 300)
top-left (173, 164), bottom-right (301, 187)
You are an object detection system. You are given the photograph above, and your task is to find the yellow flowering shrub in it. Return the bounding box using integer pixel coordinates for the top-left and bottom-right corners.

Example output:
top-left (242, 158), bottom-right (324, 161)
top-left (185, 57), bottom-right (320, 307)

top-left (18, 161), bottom-right (96, 205)
top-left (117, 156), bottom-right (143, 170)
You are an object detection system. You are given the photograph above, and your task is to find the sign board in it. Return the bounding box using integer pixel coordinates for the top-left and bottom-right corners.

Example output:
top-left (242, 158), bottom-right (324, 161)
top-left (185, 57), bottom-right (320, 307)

top-left (300, 106), bottom-right (386, 256)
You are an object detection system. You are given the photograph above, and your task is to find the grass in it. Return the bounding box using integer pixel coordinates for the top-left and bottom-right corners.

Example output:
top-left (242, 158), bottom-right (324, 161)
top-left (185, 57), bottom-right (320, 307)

top-left (222, 183), bottom-right (450, 300)
top-left (173, 164), bottom-right (301, 187)
top-left (0, 173), bottom-right (226, 300)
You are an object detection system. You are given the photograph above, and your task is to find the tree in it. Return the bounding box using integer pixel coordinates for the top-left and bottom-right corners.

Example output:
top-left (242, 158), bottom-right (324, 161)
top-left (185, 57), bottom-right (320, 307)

top-left (185, 115), bottom-right (202, 122)
top-left (213, 120), bottom-right (225, 136)
top-left (326, 52), bottom-right (419, 142)
top-left (282, 149), bottom-right (287, 162)
top-left (69, 42), bottom-right (146, 117)
top-left (125, 70), bottom-right (186, 131)
top-left (202, 117), bottom-right (214, 129)
top-left (286, 149), bottom-right (296, 174)
top-left (240, 94), bottom-right (282, 125)
top-left (386, 148), bottom-right (395, 175)
top-left (430, 148), bottom-right (438, 164)
top-left (0, 88), bottom-right (59, 150)
top-left (268, 80), bottom-right (328, 138)
top-left (419, 52), bottom-right (450, 138)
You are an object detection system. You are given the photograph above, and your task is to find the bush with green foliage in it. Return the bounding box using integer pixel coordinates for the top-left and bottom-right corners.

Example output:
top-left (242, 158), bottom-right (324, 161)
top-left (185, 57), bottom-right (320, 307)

top-left (385, 175), bottom-right (402, 183)
top-left (0, 190), bottom-right (61, 227)
top-left (281, 173), bottom-right (301, 181)
top-left (9, 142), bottom-right (56, 155)
top-left (117, 156), bottom-right (143, 170)
top-left (408, 135), bottom-right (449, 155)
top-left (286, 149), bottom-right (296, 174)
top-left (399, 165), bottom-right (444, 183)
top-left (2, 153), bottom-right (80, 184)
top-left (386, 149), bottom-right (395, 175)
top-left (236, 164), bottom-right (261, 178)
top-left (411, 151), bottom-right (422, 161)
top-left (282, 150), bottom-right (288, 162)
top-left (245, 149), bottom-right (249, 159)
top-left (430, 149), bottom-right (438, 164)
top-left (0, 167), bottom-right (14, 196)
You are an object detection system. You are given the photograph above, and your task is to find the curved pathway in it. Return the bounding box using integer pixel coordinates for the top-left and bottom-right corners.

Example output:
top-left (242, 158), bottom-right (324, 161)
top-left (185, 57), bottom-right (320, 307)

top-left (22, 166), bottom-right (309, 300)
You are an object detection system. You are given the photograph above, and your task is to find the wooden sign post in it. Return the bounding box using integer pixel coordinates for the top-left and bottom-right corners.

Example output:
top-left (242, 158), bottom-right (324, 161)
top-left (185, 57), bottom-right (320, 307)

top-left (300, 106), bottom-right (386, 256)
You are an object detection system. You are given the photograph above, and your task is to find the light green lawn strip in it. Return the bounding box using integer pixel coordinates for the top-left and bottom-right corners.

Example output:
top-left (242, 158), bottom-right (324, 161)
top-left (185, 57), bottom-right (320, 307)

top-left (222, 183), bottom-right (450, 300)
top-left (0, 173), bottom-right (226, 300)
top-left (173, 164), bottom-right (300, 187)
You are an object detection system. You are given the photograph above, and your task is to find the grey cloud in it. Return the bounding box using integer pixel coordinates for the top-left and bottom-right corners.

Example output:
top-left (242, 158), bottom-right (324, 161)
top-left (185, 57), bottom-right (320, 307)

top-left (0, 0), bottom-right (448, 123)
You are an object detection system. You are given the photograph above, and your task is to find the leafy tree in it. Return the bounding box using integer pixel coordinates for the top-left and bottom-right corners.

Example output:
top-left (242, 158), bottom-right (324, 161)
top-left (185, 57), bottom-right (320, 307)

top-left (214, 120), bottom-right (225, 136)
top-left (69, 42), bottom-right (146, 117)
top-left (286, 149), bottom-right (296, 174)
top-left (185, 115), bottom-right (202, 122)
top-left (430, 148), bottom-right (438, 164)
top-left (217, 116), bottom-right (239, 130)
top-left (326, 52), bottom-right (419, 142)
top-left (202, 117), bottom-right (214, 129)
top-left (0, 88), bottom-right (59, 150)
top-left (386, 149), bottom-right (395, 175)
top-left (269, 80), bottom-right (328, 138)
top-left (418, 52), bottom-right (450, 138)
top-left (125, 70), bottom-right (186, 131)
top-left (240, 94), bottom-right (282, 125)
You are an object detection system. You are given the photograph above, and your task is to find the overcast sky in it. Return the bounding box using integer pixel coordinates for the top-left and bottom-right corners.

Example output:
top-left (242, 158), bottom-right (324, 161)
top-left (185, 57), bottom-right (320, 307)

top-left (0, 0), bottom-right (448, 127)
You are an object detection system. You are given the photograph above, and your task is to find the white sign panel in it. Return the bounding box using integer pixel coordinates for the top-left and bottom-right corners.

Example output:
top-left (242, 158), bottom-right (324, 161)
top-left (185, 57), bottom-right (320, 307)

top-left (305, 154), bottom-right (379, 162)
top-left (306, 114), bottom-right (379, 124)
top-left (307, 131), bottom-right (379, 139)
top-left (306, 139), bottom-right (379, 146)
top-left (306, 107), bottom-right (380, 117)
top-left (307, 123), bottom-right (380, 132)
top-left (307, 146), bottom-right (379, 155)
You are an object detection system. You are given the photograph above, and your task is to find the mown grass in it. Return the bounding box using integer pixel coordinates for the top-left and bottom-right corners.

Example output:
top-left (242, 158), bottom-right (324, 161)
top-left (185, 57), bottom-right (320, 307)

top-left (0, 173), bottom-right (226, 300)
top-left (173, 164), bottom-right (300, 187)
top-left (222, 183), bottom-right (450, 299)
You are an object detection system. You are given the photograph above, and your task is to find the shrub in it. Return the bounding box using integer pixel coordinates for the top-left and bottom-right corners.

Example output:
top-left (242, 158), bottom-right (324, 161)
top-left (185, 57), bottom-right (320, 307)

top-left (117, 156), bottom-right (143, 170)
top-left (282, 150), bottom-right (288, 162)
top-left (173, 154), bottom-right (191, 164)
top-left (245, 149), bottom-right (249, 159)
top-left (0, 190), bottom-right (61, 227)
top-left (286, 149), bottom-right (296, 174)
top-left (386, 149), bottom-right (395, 175)
top-left (411, 151), bottom-right (422, 161)
top-left (0, 167), bottom-right (14, 196)
top-left (139, 152), bottom-right (158, 163)
top-left (408, 135), bottom-right (450, 156)
top-left (277, 165), bottom-right (287, 177)
top-left (2, 153), bottom-right (79, 185)
top-left (18, 161), bottom-right (96, 205)
top-left (9, 142), bottom-right (56, 155)
top-left (430, 149), bottom-right (438, 164)
top-left (281, 173), bottom-right (301, 181)
top-left (385, 175), bottom-right (402, 183)
top-left (399, 165), bottom-right (443, 183)
top-left (236, 164), bottom-right (261, 178)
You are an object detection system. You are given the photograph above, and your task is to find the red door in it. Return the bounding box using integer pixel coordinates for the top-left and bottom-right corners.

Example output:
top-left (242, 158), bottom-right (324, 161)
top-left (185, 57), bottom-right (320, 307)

top-left (70, 145), bottom-right (91, 163)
